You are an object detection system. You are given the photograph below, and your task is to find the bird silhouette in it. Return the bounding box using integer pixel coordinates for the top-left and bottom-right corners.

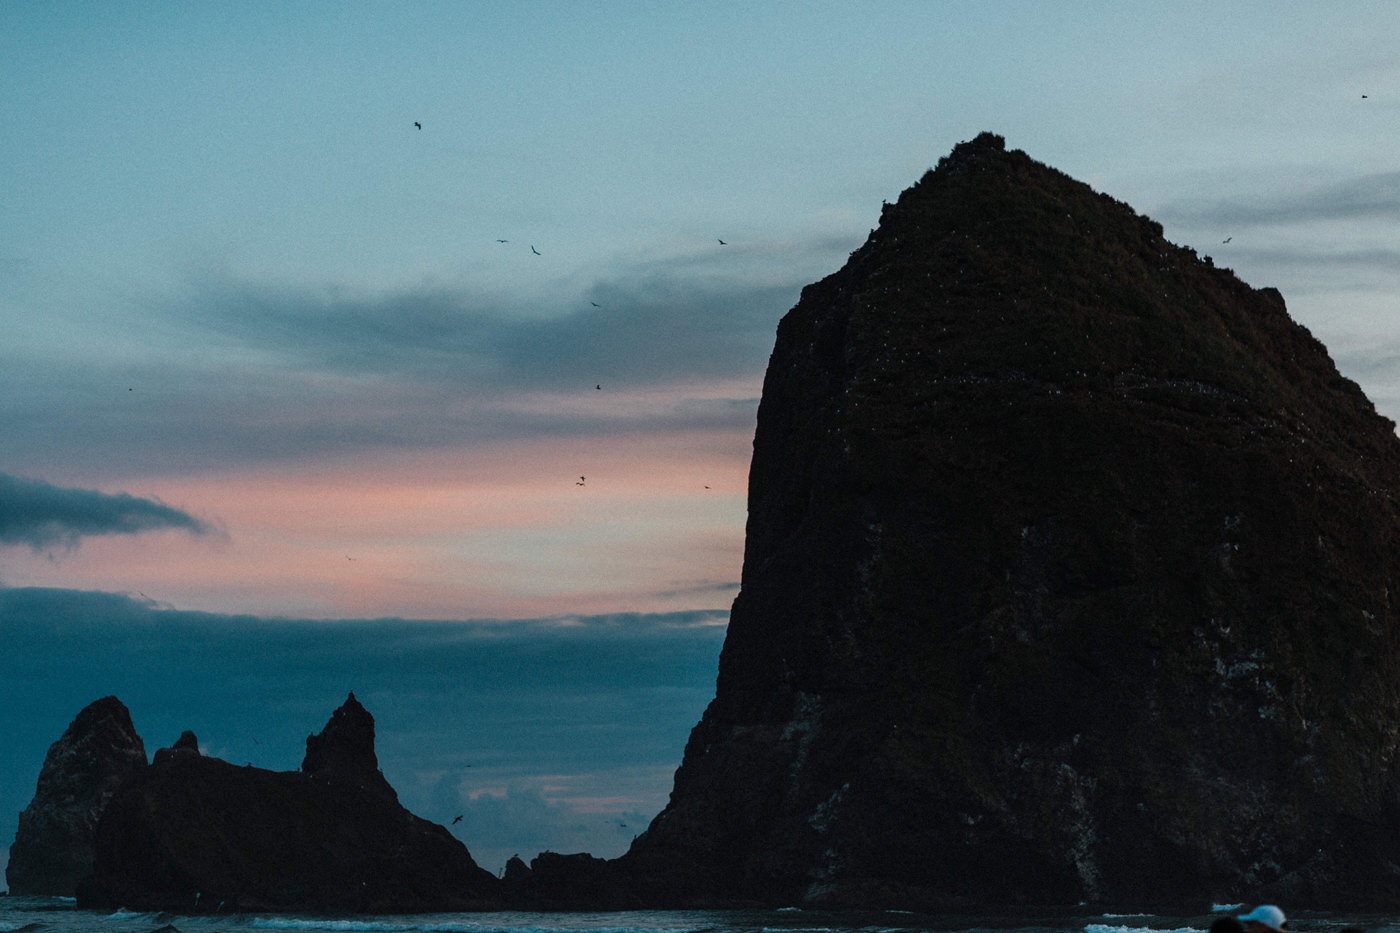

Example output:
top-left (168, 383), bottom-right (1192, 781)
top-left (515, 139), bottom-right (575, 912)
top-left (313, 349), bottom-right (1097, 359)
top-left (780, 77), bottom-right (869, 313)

top-left (577, 476), bottom-right (586, 486)
top-left (496, 239), bottom-right (509, 243)
top-left (531, 245), bottom-right (541, 255)
top-left (590, 301), bottom-right (600, 307)
top-left (717, 238), bottom-right (727, 245)
top-left (414, 121), bottom-right (421, 130)
top-left (452, 815), bottom-right (463, 825)
top-left (596, 384), bottom-right (602, 390)
top-left (1222, 236), bottom-right (1232, 243)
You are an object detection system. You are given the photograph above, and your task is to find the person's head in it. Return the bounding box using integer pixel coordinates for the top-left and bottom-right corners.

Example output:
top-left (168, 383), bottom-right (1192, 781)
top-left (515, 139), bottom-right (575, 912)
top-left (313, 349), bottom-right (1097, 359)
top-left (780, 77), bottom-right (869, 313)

top-left (1237, 905), bottom-right (1287, 933)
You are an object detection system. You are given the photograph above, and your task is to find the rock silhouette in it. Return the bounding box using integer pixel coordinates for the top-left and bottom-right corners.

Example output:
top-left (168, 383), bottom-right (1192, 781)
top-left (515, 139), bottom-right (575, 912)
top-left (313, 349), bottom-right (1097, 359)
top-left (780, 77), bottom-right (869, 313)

top-left (620, 133), bottom-right (1400, 910)
top-left (6, 697), bottom-right (147, 896)
top-left (301, 691), bottom-right (399, 804)
top-left (77, 694), bottom-right (499, 912)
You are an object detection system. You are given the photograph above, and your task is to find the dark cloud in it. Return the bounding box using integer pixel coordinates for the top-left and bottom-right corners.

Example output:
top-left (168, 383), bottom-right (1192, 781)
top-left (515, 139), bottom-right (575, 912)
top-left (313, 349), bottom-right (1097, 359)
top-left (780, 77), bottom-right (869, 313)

top-left (176, 264), bottom-right (800, 391)
top-left (1159, 170), bottom-right (1400, 229)
top-left (1327, 341), bottom-right (1400, 395)
top-left (0, 587), bottom-right (725, 876)
top-left (0, 472), bottom-right (216, 550)
top-left (1158, 243), bottom-right (1400, 300)
top-left (648, 580), bottom-right (743, 601)
top-left (0, 252), bottom-right (824, 478)
top-left (1223, 245), bottom-right (1400, 272)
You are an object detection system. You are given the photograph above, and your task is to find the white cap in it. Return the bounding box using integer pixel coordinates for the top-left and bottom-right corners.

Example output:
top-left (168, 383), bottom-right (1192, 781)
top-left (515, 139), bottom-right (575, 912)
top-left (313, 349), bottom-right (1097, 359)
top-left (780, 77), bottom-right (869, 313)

top-left (1238, 906), bottom-right (1287, 932)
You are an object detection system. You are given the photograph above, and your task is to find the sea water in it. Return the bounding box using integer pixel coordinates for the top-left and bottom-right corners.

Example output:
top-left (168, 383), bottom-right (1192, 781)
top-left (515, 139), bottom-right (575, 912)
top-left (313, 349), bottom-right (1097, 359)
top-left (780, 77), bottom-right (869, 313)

top-left (0, 898), bottom-right (1394, 933)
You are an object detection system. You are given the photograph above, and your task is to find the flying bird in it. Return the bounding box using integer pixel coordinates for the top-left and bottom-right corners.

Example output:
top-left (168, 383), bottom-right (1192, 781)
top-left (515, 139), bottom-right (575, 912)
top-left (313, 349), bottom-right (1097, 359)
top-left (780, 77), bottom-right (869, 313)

top-left (414, 121), bottom-right (421, 130)
top-left (531, 245), bottom-right (541, 255)
top-left (577, 476), bottom-right (586, 486)
top-left (496, 239), bottom-right (509, 243)
top-left (452, 815), bottom-right (462, 825)
top-left (596, 384), bottom-right (602, 390)
top-left (590, 301), bottom-right (600, 307)
top-left (1222, 236), bottom-right (1232, 243)
top-left (717, 238), bottom-right (727, 245)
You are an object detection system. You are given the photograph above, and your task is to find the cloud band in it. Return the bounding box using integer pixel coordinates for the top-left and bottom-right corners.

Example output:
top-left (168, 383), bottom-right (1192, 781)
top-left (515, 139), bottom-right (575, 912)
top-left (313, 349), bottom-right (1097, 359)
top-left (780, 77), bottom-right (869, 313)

top-left (0, 472), bottom-right (214, 550)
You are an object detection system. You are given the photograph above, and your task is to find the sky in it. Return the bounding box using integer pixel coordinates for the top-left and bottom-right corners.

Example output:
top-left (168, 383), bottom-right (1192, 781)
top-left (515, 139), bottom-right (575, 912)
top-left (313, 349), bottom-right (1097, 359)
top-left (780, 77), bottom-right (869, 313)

top-left (4, 1), bottom-right (1400, 880)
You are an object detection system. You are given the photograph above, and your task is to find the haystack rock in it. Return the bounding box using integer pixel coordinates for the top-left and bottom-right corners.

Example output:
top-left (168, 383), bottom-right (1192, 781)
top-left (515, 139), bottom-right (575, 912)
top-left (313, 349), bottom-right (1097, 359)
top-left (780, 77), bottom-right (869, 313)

top-left (6, 696), bottom-right (147, 895)
top-left (619, 134), bottom-right (1400, 910)
top-left (78, 694), bottom-right (499, 912)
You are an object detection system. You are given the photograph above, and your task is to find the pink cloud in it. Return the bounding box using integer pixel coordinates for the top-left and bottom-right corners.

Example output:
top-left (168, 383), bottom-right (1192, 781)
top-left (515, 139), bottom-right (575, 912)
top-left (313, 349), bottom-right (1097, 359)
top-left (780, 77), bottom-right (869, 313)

top-left (5, 425), bottom-right (753, 620)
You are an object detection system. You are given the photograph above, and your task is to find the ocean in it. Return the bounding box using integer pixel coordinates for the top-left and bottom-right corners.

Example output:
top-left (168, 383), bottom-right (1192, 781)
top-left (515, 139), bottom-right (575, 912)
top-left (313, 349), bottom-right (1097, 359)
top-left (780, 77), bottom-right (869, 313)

top-left (0, 898), bottom-right (1393, 933)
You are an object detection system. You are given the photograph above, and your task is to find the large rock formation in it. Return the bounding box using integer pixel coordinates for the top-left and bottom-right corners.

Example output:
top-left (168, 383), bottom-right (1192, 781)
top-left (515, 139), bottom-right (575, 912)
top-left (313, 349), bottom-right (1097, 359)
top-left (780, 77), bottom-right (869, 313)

top-left (6, 696), bottom-right (147, 896)
top-left (620, 134), bottom-right (1400, 910)
top-left (77, 694), bottom-right (500, 912)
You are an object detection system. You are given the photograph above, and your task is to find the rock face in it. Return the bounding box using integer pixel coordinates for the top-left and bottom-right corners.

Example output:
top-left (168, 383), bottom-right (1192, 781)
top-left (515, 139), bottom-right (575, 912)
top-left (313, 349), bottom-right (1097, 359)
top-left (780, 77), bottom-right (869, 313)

top-left (301, 691), bottom-right (399, 804)
top-left (502, 851), bottom-right (627, 910)
top-left (78, 694), bottom-right (499, 912)
top-left (6, 696), bottom-right (147, 896)
top-left (621, 134), bottom-right (1400, 909)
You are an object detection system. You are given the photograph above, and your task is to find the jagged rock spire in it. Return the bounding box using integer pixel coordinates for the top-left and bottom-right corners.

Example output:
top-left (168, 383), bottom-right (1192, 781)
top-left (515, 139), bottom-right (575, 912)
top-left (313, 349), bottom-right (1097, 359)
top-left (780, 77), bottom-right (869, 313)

top-left (7, 696), bottom-right (147, 895)
top-left (302, 691), bottom-right (398, 803)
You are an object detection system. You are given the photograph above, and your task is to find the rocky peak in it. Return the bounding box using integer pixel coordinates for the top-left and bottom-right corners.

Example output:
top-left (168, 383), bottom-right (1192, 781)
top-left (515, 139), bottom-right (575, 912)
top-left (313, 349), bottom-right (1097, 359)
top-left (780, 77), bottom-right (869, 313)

top-left (6, 696), bottom-right (147, 896)
top-left (622, 134), bottom-right (1400, 909)
top-left (301, 692), bottom-right (397, 803)
top-left (80, 692), bottom-right (497, 912)
top-left (152, 730), bottom-right (201, 765)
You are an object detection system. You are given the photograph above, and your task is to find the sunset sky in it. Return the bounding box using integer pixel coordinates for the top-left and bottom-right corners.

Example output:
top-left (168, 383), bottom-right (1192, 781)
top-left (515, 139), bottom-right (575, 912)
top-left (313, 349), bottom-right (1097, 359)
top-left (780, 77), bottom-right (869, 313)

top-left (4, 2), bottom-right (1400, 878)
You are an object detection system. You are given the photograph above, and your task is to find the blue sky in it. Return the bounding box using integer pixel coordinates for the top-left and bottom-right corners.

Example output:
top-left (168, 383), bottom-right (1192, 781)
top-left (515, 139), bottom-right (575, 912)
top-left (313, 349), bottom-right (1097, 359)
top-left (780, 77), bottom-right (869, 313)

top-left (4, 1), bottom-right (1400, 880)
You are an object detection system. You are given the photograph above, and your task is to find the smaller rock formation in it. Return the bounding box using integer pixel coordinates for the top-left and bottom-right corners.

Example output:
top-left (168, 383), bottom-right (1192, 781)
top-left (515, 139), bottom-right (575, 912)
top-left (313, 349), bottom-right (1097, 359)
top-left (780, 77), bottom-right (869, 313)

top-left (78, 694), bottom-right (499, 912)
top-left (152, 731), bottom-right (199, 766)
top-left (501, 854), bottom-right (531, 892)
top-left (6, 696), bottom-right (147, 896)
top-left (301, 691), bottom-right (397, 804)
top-left (500, 851), bottom-right (631, 909)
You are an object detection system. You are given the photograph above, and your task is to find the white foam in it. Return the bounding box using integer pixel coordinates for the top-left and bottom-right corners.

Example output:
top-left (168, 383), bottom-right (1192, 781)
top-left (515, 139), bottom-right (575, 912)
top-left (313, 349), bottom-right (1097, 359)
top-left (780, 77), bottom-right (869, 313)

top-left (106, 910), bottom-right (162, 923)
top-left (1087, 925), bottom-right (1202, 933)
top-left (248, 922), bottom-right (697, 933)
top-left (251, 921), bottom-right (411, 932)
